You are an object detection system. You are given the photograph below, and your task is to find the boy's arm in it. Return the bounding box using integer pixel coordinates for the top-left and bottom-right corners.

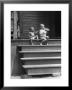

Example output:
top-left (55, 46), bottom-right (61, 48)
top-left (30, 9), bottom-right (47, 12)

top-left (35, 31), bottom-right (39, 35)
top-left (34, 31), bottom-right (39, 39)
top-left (45, 28), bottom-right (50, 31)
top-left (29, 32), bottom-right (32, 38)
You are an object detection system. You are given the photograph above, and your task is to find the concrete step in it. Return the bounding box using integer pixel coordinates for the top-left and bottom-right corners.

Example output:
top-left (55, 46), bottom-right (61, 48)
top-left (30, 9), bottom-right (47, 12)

top-left (19, 50), bottom-right (61, 53)
top-left (31, 39), bottom-right (61, 45)
top-left (21, 59), bottom-right (61, 65)
top-left (20, 56), bottom-right (61, 60)
top-left (19, 51), bottom-right (61, 58)
top-left (18, 45), bottom-right (61, 51)
top-left (21, 73), bottom-right (61, 78)
top-left (24, 67), bottom-right (61, 75)
top-left (11, 39), bottom-right (61, 45)
top-left (22, 64), bottom-right (61, 68)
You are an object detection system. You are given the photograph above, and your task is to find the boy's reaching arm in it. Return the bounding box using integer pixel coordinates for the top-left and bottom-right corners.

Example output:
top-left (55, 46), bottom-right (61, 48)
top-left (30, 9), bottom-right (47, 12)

top-left (45, 28), bottom-right (50, 31)
top-left (35, 30), bottom-right (38, 34)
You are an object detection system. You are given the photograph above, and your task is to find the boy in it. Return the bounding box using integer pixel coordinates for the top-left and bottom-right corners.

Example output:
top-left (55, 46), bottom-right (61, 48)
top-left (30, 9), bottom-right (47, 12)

top-left (39, 24), bottom-right (50, 45)
top-left (29, 26), bottom-right (38, 45)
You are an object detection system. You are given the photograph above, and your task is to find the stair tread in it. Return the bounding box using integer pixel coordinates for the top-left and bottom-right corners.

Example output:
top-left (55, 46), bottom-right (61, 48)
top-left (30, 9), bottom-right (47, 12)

top-left (18, 44), bottom-right (61, 47)
top-left (12, 39), bottom-right (61, 41)
top-left (28, 72), bottom-right (61, 75)
top-left (19, 50), bottom-right (61, 53)
top-left (22, 64), bottom-right (61, 68)
top-left (27, 67), bottom-right (61, 75)
top-left (28, 70), bottom-right (61, 75)
top-left (20, 56), bottom-right (61, 60)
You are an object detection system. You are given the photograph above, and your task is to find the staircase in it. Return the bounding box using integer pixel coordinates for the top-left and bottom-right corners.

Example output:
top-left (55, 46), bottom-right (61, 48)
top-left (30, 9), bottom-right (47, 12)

top-left (17, 39), bottom-right (61, 78)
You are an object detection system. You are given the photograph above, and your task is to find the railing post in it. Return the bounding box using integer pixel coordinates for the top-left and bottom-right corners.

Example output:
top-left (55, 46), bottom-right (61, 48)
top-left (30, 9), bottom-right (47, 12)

top-left (13, 11), bottom-right (18, 39)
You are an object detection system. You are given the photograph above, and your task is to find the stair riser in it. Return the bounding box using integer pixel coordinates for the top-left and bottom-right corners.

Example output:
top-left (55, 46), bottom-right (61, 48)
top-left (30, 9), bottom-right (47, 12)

top-left (21, 52), bottom-right (61, 58)
top-left (12, 39), bottom-right (61, 45)
top-left (12, 41), bottom-right (30, 46)
top-left (32, 41), bottom-right (61, 45)
top-left (26, 67), bottom-right (61, 75)
top-left (22, 59), bottom-right (61, 65)
top-left (21, 46), bottom-right (61, 51)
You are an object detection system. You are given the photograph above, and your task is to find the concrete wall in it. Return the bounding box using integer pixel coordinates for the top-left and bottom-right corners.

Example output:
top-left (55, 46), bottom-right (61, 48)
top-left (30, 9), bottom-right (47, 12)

top-left (11, 45), bottom-right (25, 76)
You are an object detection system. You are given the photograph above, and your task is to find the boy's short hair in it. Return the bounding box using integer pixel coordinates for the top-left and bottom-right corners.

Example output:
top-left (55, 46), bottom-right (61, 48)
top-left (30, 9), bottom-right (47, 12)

top-left (40, 24), bottom-right (45, 27)
top-left (29, 26), bottom-right (35, 31)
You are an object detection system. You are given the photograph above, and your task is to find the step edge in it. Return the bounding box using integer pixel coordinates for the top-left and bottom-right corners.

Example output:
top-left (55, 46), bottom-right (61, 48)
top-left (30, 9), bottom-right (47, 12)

top-left (17, 44), bottom-right (61, 47)
top-left (19, 50), bottom-right (61, 53)
top-left (28, 72), bottom-right (61, 75)
top-left (22, 64), bottom-right (61, 68)
top-left (20, 57), bottom-right (61, 60)
top-left (12, 39), bottom-right (61, 41)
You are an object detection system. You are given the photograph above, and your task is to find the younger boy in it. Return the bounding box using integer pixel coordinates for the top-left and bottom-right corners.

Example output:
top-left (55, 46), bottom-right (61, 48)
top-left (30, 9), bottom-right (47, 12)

top-left (29, 26), bottom-right (38, 45)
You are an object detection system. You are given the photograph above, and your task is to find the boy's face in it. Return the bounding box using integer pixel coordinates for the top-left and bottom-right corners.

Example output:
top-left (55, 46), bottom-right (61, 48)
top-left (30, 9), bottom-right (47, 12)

top-left (40, 24), bottom-right (45, 29)
top-left (31, 27), bottom-right (34, 31)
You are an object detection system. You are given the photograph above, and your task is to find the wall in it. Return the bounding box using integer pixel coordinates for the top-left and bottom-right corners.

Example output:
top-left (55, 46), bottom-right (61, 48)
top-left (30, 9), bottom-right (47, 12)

top-left (19, 11), bottom-right (61, 39)
top-left (11, 45), bottom-right (25, 76)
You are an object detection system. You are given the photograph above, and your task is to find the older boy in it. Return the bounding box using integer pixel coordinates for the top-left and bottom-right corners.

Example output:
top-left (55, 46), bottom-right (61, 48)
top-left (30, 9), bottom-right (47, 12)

top-left (39, 24), bottom-right (50, 45)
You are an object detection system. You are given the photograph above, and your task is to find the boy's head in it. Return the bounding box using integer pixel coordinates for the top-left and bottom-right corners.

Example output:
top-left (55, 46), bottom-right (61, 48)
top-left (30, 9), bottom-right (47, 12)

top-left (29, 26), bottom-right (35, 32)
top-left (40, 24), bottom-right (45, 29)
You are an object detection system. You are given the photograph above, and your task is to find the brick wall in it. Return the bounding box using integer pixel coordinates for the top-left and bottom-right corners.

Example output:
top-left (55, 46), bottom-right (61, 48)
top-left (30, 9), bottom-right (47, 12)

top-left (19, 11), bottom-right (58, 39)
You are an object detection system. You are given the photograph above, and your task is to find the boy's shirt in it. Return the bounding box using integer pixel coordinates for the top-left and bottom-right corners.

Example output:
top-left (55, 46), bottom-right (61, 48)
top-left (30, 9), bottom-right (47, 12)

top-left (39, 28), bottom-right (49, 40)
top-left (29, 32), bottom-right (36, 39)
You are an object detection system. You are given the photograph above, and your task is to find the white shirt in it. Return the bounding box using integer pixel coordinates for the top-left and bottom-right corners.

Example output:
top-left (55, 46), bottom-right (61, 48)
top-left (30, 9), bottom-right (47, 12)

top-left (29, 32), bottom-right (35, 39)
top-left (39, 29), bottom-right (47, 40)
